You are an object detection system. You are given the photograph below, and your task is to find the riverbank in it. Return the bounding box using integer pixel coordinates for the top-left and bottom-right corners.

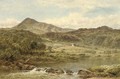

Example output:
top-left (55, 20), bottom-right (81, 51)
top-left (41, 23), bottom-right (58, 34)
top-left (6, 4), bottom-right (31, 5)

top-left (1, 64), bottom-right (120, 79)
top-left (89, 64), bottom-right (120, 77)
top-left (0, 41), bottom-right (120, 79)
top-left (0, 67), bottom-right (120, 79)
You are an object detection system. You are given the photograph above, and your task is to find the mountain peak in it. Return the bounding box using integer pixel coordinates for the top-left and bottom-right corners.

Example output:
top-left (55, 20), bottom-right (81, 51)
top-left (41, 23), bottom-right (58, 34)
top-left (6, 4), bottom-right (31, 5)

top-left (22, 18), bottom-right (38, 24)
top-left (14, 18), bottom-right (73, 34)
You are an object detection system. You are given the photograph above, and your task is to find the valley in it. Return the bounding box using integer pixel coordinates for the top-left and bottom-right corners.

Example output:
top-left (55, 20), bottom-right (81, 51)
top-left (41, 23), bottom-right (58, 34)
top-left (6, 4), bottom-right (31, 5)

top-left (0, 18), bottom-right (120, 79)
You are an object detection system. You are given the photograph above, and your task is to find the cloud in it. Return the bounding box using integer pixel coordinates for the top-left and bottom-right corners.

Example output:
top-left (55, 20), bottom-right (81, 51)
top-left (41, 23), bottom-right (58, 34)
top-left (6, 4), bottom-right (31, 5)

top-left (86, 7), bottom-right (120, 17)
top-left (44, 12), bottom-right (120, 29)
top-left (36, 0), bottom-right (120, 29)
top-left (36, 0), bottom-right (120, 13)
top-left (0, 18), bottom-right (20, 28)
top-left (0, 0), bottom-right (119, 29)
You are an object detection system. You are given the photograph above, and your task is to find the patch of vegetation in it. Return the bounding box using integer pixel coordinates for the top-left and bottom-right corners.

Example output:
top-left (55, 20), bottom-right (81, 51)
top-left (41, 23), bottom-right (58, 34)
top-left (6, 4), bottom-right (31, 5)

top-left (89, 65), bottom-right (120, 77)
top-left (42, 32), bottom-right (80, 42)
top-left (0, 29), bottom-right (46, 62)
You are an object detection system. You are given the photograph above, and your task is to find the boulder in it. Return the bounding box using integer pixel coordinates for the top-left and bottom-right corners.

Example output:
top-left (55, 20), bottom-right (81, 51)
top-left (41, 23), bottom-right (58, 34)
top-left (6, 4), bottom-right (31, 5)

top-left (66, 70), bottom-right (73, 75)
top-left (16, 62), bottom-right (23, 70)
top-left (46, 68), bottom-right (64, 74)
top-left (78, 69), bottom-right (93, 78)
top-left (16, 62), bottom-right (35, 70)
top-left (36, 68), bottom-right (47, 72)
top-left (46, 68), bottom-right (55, 73)
top-left (26, 65), bottom-right (35, 70)
top-left (36, 68), bottom-right (42, 71)
top-left (55, 69), bottom-right (64, 74)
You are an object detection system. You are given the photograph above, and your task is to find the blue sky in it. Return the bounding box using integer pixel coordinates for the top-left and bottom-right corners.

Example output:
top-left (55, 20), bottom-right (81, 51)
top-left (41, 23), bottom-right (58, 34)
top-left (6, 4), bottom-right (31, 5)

top-left (0, 0), bottom-right (120, 29)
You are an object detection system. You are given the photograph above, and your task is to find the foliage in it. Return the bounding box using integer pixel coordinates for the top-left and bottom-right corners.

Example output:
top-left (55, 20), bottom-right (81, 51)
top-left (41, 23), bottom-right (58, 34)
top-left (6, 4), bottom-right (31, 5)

top-left (0, 29), bottom-right (46, 61)
top-left (89, 65), bottom-right (120, 77)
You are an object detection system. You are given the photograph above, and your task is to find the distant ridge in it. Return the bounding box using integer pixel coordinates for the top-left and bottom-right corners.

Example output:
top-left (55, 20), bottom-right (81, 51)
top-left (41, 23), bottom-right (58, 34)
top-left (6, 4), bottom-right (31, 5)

top-left (97, 26), bottom-right (113, 30)
top-left (13, 18), bottom-right (73, 34)
top-left (43, 26), bottom-right (120, 48)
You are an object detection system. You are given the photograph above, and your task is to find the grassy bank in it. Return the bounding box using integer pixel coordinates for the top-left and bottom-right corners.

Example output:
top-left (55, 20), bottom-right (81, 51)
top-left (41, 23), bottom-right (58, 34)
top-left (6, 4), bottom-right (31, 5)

top-left (89, 64), bottom-right (120, 77)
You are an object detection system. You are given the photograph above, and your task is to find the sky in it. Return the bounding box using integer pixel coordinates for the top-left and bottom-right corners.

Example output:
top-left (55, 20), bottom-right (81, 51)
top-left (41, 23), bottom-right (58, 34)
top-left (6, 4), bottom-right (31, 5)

top-left (0, 0), bottom-right (120, 29)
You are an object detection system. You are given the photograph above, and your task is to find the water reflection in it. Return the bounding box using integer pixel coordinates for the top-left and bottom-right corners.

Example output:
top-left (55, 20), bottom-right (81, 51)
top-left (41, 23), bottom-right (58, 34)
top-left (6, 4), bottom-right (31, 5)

top-left (39, 57), bottom-right (120, 72)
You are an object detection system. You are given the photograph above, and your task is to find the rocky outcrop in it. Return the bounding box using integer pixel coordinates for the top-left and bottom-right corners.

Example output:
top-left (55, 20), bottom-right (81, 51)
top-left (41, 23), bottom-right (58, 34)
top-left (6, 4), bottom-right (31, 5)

top-left (66, 70), bottom-right (73, 75)
top-left (16, 62), bottom-right (35, 70)
top-left (0, 60), bottom-right (36, 71)
top-left (46, 68), bottom-right (64, 74)
top-left (78, 69), bottom-right (94, 78)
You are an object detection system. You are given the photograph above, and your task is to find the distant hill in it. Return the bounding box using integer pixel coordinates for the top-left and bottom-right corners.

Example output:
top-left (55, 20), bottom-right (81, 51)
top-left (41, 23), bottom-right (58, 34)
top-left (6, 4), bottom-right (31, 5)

top-left (13, 18), bottom-right (73, 34)
top-left (43, 26), bottom-right (120, 49)
top-left (42, 32), bottom-right (80, 42)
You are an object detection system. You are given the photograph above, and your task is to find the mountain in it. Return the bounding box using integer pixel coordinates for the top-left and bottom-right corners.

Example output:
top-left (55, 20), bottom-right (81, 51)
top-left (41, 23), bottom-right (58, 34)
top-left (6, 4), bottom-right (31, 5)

top-left (43, 26), bottom-right (120, 49)
top-left (13, 18), bottom-right (73, 34)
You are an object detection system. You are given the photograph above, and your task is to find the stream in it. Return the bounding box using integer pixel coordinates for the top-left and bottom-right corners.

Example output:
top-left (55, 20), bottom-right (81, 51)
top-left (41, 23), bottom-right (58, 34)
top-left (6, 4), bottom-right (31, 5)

top-left (1, 57), bottom-right (120, 79)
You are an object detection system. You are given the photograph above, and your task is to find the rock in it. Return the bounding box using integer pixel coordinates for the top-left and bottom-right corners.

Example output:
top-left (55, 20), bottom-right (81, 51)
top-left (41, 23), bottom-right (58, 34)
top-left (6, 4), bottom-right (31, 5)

top-left (10, 64), bottom-right (19, 70)
top-left (15, 62), bottom-right (35, 70)
top-left (36, 68), bottom-right (42, 71)
top-left (16, 62), bottom-right (23, 70)
top-left (0, 65), bottom-right (10, 71)
top-left (66, 70), bottom-right (73, 75)
top-left (22, 64), bottom-right (35, 70)
top-left (13, 66), bottom-right (19, 70)
top-left (46, 68), bottom-right (64, 74)
top-left (78, 69), bottom-right (93, 78)
top-left (46, 68), bottom-right (55, 73)
top-left (35, 68), bottom-right (46, 72)
top-left (55, 69), bottom-right (64, 74)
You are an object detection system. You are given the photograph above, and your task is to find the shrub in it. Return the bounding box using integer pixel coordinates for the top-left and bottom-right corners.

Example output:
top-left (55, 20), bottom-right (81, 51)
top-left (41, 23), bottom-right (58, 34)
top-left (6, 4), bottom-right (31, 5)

top-left (0, 48), bottom-right (20, 61)
top-left (0, 29), bottom-right (46, 61)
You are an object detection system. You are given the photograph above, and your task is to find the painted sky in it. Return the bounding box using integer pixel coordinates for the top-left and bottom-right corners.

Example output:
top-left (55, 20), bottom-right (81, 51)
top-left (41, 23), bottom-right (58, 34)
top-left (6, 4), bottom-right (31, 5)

top-left (0, 0), bottom-right (120, 29)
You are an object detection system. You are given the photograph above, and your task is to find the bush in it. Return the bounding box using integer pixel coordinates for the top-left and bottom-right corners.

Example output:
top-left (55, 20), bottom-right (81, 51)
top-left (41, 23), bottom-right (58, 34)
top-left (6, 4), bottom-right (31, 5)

top-left (0, 48), bottom-right (20, 61)
top-left (89, 65), bottom-right (120, 77)
top-left (0, 29), bottom-right (46, 61)
top-left (89, 66), bottom-right (106, 72)
top-left (106, 66), bottom-right (120, 76)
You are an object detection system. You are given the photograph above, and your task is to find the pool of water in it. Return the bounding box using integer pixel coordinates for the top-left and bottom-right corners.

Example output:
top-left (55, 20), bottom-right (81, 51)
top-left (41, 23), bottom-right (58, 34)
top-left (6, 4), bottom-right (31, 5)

top-left (38, 57), bottom-right (120, 72)
top-left (0, 57), bottom-right (120, 79)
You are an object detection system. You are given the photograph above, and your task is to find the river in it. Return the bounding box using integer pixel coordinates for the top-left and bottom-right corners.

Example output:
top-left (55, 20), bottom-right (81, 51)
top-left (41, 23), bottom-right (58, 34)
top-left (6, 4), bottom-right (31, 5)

top-left (0, 57), bottom-right (120, 79)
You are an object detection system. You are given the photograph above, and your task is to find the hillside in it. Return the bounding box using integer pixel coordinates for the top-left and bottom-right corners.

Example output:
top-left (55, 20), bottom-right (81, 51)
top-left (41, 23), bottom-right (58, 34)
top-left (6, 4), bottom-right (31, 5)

top-left (0, 29), bottom-right (46, 61)
top-left (43, 26), bottom-right (120, 49)
top-left (13, 18), bottom-right (73, 34)
top-left (42, 32), bottom-right (80, 42)
top-left (0, 29), bottom-right (83, 71)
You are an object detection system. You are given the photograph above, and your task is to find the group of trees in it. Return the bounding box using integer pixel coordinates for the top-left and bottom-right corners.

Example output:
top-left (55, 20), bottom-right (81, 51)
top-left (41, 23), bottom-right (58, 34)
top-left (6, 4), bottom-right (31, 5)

top-left (0, 29), bottom-right (46, 61)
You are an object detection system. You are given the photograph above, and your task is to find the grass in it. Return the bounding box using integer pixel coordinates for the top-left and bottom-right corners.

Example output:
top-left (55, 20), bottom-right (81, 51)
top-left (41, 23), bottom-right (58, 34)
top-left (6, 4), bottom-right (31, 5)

top-left (51, 42), bottom-right (120, 59)
top-left (88, 77), bottom-right (120, 79)
top-left (89, 65), bottom-right (120, 77)
top-left (0, 71), bottom-right (120, 79)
